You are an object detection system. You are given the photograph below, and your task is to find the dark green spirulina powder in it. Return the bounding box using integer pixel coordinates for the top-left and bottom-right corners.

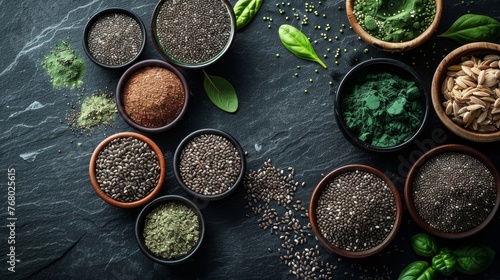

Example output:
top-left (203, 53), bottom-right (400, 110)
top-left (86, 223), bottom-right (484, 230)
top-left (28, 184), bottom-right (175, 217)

top-left (341, 71), bottom-right (423, 147)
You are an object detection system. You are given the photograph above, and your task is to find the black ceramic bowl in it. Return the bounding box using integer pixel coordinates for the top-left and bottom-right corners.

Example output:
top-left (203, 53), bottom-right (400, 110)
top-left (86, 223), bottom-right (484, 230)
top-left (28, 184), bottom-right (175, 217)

top-left (335, 58), bottom-right (429, 152)
top-left (135, 195), bottom-right (205, 265)
top-left (173, 129), bottom-right (246, 200)
top-left (83, 8), bottom-right (146, 69)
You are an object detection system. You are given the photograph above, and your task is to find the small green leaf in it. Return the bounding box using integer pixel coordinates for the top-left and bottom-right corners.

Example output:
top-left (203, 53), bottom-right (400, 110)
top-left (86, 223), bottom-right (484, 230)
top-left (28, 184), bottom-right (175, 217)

top-left (399, 261), bottom-right (437, 280)
top-left (233, 0), bottom-right (263, 30)
top-left (411, 233), bottom-right (439, 258)
top-left (278, 24), bottom-right (327, 68)
top-left (203, 70), bottom-right (238, 113)
top-left (431, 248), bottom-right (457, 276)
top-left (454, 244), bottom-right (496, 275)
top-left (438, 14), bottom-right (500, 44)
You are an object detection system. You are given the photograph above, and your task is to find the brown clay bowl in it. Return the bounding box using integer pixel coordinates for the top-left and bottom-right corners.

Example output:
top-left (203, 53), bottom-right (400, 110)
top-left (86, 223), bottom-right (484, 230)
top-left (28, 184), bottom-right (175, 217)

top-left (404, 144), bottom-right (500, 239)
top-left (346, 0), bottom-right (443, 52)
top-left (431, 42), bottom-right (500, 142)
top-left (89, 132), bottom-right (166, 208)
top-left (309, 164), bottom-right (403, 258)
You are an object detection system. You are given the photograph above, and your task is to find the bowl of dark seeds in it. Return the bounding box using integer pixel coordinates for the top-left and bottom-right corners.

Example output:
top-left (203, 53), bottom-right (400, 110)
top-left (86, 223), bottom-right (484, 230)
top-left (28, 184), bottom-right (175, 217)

top-left (173, 128), bottom-right (246, 201)
top-left (83, 8), bottom-right (146, 69)
top-left (150, 0), bottom-right (236, 69)
top-left (309, 164), bottom-right (403, 258)
top-left (135, 195), bottom-right (205, 265)
top-left (89, 132), bottom-right (166, 208)
top-left (405, 144), bottom-right (500, 239)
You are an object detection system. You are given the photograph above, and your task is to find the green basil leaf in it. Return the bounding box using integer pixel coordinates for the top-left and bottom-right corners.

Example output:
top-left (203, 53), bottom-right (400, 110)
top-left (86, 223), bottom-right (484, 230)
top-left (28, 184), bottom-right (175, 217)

top-left (233, 0), bottom-right (263, 30)
top-left (399, 261), bottom-right (437, 280)
top-left (438, 14), bottom-right (500, 44)
top-left (431, 248), bottom-right (457, 276)
top-left (203, 71), bottom-right (238, 113)
top-left (454, 244), bottom-right (496, 275)
top-left (278, 24), bottom-right (327, 68)
top-left (411, 233), bottom-right (439, 257)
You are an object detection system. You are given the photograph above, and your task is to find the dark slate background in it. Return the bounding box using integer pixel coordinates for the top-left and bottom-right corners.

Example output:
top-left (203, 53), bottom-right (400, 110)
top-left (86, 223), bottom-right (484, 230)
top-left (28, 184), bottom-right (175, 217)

top-left (1, 0), bottom-right (499, 279)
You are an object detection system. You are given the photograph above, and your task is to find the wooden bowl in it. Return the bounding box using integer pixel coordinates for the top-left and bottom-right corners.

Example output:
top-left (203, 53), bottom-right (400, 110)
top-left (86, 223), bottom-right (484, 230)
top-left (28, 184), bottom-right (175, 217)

top-left (404, 144), bottom-right (500, 239)
top-left (431, 42), bottom-right (500, 142)
top-left (346, 0), bottom-right (443, 51)
top-left (309, 164), bottom-right (403, 258)
top-left (89, 132), bottom-right (166, 208)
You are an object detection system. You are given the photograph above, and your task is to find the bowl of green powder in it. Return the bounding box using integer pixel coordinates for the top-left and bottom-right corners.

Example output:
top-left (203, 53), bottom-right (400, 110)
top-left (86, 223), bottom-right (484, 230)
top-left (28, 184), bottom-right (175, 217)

top-left (335, 58), bottom-right (429, 152)
top-left (135, 195), bottom-right (205, 265)
top-left (346, 0), bottom-right (443, 51)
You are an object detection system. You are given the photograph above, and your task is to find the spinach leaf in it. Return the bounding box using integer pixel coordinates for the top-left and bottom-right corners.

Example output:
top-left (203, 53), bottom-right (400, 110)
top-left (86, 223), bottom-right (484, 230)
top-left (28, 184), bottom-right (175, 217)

top-left (278, 24), bottom-right (327, 68)
top-left (438, 14), bottom-right (500, 44)
top-left (411, 233), bottom-right (439, 257)
top-left (454, 244), bottom-right (496, 275)
top-left (398, 261), bottom-right (437, 280)
top-left (431, 248), bottom-right (457, 276)
top-left (233, 0), bottom-right (263, 30)
top-left (203, 70), bottom-right (238, 113)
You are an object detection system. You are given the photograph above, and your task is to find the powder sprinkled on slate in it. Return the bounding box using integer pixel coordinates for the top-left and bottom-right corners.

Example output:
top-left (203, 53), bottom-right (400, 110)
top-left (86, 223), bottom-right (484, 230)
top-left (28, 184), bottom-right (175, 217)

top-left (42, 40), bottom-right (85, 89)
top-left (155, 0), bottom-right (232, 64)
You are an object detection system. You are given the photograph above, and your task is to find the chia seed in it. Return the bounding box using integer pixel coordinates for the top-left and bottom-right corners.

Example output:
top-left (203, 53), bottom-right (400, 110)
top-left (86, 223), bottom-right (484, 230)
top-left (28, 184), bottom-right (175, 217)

top-left (412, 152), bottom-right (497, 233)
top-left (95, 137), bottom-right (160, 202)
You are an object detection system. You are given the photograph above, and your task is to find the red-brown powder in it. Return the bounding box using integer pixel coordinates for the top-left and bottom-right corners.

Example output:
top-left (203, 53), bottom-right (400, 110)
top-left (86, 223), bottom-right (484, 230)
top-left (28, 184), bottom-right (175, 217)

top-left (124, 66), bottom-right (185, 127)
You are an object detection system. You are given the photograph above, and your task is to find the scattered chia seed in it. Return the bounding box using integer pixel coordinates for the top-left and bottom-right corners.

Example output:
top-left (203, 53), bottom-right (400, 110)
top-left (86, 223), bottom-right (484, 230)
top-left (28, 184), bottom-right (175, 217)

top-left (42, 40), bottom-right (85, 89)
top-left (412, 152), bottom-right (497, 233)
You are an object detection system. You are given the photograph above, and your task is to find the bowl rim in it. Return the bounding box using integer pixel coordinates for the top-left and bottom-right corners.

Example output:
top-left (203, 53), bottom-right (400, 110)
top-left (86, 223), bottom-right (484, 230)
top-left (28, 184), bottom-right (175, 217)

top-left (150, 0), bottom-right (236, 69)
top-left (88, 132), bottom-right (166, 208)
top-left (334, 58), bottom-right (430, 152)
top-left (135, 195), bottom-right (206, 265)
top-left (173, 128), bottom-right (246, 201)
top-left (309, 164), bottom-right (403, 258)
top-left (431, 42), bottom-right (500, 142)
top-left (116, 59), bottom-right (190, 133)
top-left (83, 7), bottom-right (147, 69)
top-left (345, 0), bottom-right (443, 52)
top-left (404, 144), bottom-right (500, 239)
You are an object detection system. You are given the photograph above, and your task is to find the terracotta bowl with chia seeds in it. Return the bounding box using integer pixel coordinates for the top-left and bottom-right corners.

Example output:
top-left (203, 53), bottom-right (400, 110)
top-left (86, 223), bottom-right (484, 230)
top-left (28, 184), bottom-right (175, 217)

top-left (173, 128), bottom-right (246, 201)
top-left (89, 132), bottom-right (166, 208)
top-left (83, 8), bottom-right (146, 69)
top-left (404, 144), bottom-right (500, 239)
top-left (309, 164), bottom-right (403, 258)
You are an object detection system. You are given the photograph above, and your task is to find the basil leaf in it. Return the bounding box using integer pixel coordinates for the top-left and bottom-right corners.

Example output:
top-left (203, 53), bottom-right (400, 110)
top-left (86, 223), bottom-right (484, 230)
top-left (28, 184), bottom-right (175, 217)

top-left (431, 248), bottom-right (457, 276)
top-left (454, 244), bottom-right (496, 275)
top-left (233, 0), bottom-right (263, 30)
top-left (438, 14), bottom-right (500, 44)
top-left (278, 24), bottom-right (327, 68)
top-left (398, 261), bottom-right (437, 280)
top-left (203, 70), bottom-right (238, 113)
top-left (411, 233), bottom-right (439, 258)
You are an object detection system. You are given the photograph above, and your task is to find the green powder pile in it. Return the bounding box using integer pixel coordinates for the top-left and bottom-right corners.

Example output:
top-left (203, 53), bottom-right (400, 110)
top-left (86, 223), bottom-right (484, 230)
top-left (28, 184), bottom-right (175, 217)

top-left (42, 40), bottom-right (85, 89)
top-left (353, 0), bottom-right (436, 42)
top-left (76, 94), bottom-right (116, 128)
top-left (341, 71), bottom-right (423, 147)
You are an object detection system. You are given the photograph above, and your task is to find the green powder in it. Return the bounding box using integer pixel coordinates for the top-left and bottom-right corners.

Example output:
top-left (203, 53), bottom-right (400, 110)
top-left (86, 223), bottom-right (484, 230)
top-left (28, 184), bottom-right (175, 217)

top-left (341, 71), bottom-right (423, 147)
top-left (353, 0), bottom-right (436, 42)
top-left (42, 40), bottom-right (85, 89)
top-left (76, 94), bottom-right (116, 128)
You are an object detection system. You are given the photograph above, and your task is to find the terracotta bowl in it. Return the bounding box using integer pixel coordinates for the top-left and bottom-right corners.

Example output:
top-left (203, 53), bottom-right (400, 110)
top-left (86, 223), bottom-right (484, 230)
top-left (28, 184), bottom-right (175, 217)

top-left (346, 0), bottom-right (443, 52)
top-left (89, 132), bottom-right (166, 208)
top-left (135, 195), bottom-right (205, 265)
top-left (431, 42), bottom-right (500, 142)
top-left (404, 144), bottom-right (500, 239)
top-left (173, 128), bottom-right (246, 201)
top-left (309, 164), bottom-right (403, 258)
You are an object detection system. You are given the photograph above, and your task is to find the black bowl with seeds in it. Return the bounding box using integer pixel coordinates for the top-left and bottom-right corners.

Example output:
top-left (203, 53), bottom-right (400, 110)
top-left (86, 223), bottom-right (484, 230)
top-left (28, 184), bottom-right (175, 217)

top-left (89, 132), bottom-right (166, 208)
top-left (83, 8), bottom-right (146, 69)
top-left (309, 164), bottom-right (403, 258)
top-left (150, 0), bottom-right (236, 69)
top-left (173, 129), bottom-right (246, 201)
top-left (405, 144), bottom-right (500, 239)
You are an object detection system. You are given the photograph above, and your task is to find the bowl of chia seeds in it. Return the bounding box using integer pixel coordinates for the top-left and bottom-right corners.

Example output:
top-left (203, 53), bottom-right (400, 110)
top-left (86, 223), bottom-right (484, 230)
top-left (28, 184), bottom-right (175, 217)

top-left (173, 128), bottom-right (246, 201)
top-left (309, 164), bottom-right (403, 258)
top-left (335, 58), bottom-right (430, 152)
top-left (150, 0), bottom-right (236, 69)
top-left (89, 132), bottom-right (166, 208)
top-left (83, 8), bottom-right (146, 69)
top-left (405, 144), bottom-right (500, 239)
top-left (116, 59), bottom-right (189, 133)
top-left (135, 195), bottom-right (205, 265)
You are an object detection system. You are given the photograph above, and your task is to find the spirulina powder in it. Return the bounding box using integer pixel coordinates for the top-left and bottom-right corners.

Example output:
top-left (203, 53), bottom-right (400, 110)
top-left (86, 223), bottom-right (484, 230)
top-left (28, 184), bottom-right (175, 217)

top-left (42, 40), bottom-right (85, 89)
